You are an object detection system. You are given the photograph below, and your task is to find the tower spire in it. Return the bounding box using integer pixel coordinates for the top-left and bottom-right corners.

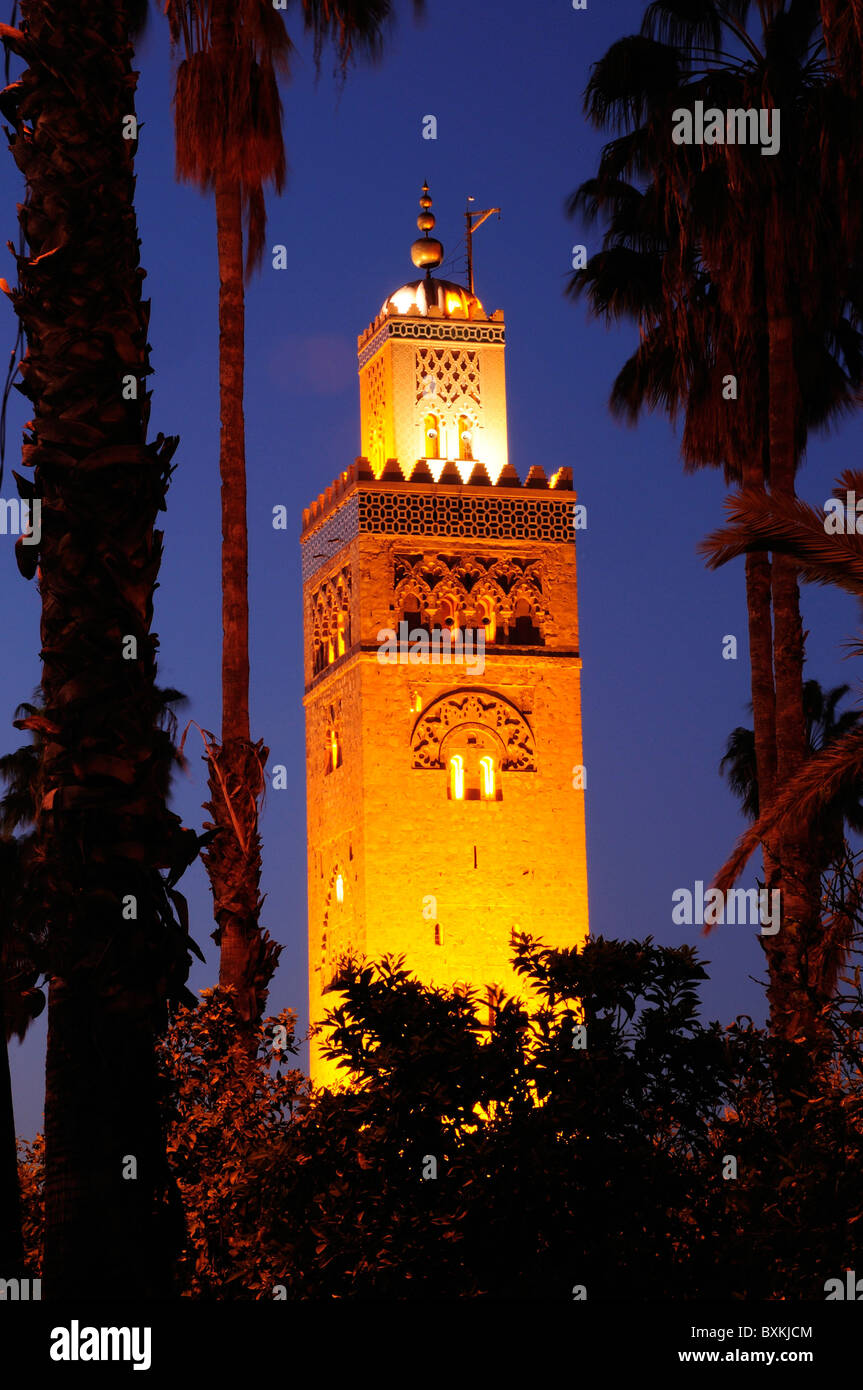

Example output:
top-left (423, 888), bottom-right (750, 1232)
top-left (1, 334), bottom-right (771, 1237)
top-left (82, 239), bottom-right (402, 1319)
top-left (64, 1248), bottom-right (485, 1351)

top-left (410, 181), bottom-right (444, 279)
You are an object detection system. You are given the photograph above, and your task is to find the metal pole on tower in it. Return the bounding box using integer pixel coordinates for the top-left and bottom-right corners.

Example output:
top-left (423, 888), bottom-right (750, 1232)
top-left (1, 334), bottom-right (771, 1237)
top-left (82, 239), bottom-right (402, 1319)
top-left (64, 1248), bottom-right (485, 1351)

top-left (465, 196), bottom-right (501, 297)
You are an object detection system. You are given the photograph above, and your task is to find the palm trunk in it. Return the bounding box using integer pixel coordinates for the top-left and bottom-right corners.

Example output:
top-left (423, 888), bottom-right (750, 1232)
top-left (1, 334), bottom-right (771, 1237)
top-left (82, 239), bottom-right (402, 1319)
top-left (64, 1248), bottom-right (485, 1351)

top-left (209, 174), bottom-right (265, 1016)
top-left (0, 997), bottom-right (23, 1274)
top-left (1, 0), bottom-right (195, 1297)
top-left (744, 555), bottom-right (776, 814)
top-left (216, 175), bottom-right (251, 746)
top-left (736, 438), bottom-right (782, 1028)
top-left (738, 434), bottom-right (777, 842)
top-left (766, 293), bottom-right (823, 1055)
top-left (201, 8), bottom-right (280, 1027)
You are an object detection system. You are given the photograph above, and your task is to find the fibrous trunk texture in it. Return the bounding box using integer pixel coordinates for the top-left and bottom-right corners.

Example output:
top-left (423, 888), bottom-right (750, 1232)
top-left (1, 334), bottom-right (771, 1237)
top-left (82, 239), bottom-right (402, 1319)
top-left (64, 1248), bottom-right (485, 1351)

top-left (202, 127), bottom-right (280, 1031)
top-left (0, 0), bottom-right (198, 1298)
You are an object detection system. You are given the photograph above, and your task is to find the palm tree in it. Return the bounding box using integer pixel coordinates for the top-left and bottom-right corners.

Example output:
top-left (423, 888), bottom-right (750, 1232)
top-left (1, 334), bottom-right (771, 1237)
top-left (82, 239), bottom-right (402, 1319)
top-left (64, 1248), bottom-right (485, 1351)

top-left (163, 0), bottom-right (420, 1032)
top-left (821, 0), bottom-right (863, 91)
top-left (720, 680), bottom-right (863, 993)
top-left (0, 700), bottom-right (44, 1273)
top-left (722, 680), bottom-right (863, 838)
top-left (572, 0), bottom-right (863, 1046)
top-left (569, 184), bottom-right (780, 881)
top-left (705, 478), bottom-right (863, 1003)
top-left (0, 0), bottom-right (202, 1297)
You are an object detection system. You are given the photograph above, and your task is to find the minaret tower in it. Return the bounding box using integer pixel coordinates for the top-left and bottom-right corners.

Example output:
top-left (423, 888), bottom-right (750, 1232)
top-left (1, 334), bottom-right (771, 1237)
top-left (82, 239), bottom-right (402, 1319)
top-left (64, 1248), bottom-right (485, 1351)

top-left (301, 187), bottom-right (589, 1085)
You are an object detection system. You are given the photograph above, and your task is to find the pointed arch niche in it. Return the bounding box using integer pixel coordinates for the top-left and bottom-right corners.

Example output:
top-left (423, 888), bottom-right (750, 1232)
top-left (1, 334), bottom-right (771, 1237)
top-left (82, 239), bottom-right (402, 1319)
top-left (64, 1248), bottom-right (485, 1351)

top-left (410, 690), bottom-right (537, 792)
top-left (320, 864), bottom-right (358, 991)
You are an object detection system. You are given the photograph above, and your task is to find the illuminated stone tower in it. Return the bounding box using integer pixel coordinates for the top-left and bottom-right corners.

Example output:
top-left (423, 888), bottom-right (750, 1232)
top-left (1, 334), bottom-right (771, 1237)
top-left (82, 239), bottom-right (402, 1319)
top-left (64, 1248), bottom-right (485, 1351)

top-left (302, 187), bottom-right (589, 1085)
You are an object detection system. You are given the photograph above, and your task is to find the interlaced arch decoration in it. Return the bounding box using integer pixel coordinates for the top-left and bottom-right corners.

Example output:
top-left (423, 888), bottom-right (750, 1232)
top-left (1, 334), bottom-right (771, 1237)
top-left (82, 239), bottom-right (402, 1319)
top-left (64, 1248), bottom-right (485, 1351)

top-left (392, 553), bottom-right (549, 641)
top-left (310, 566), bottom-right (352, 675)
top-left (411, 689), bottom-right (537, 771)
top-left (323, 701), bottom-right (342, 775)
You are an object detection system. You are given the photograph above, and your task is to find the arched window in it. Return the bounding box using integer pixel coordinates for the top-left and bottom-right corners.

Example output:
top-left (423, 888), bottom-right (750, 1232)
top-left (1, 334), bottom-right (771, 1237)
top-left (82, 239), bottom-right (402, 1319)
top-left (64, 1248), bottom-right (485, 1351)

top-left (328, 727), bottom-right (341, 773)
top-left (479, 755), bottom-right (495, 799)
top-left (424, 413), bottom-right (440, 460)
top-left (510, 597), bottom-right (542, 646)
top-left (449, 754), bottom-right (465, 801)
top-left (437, 596), bottom-right (461, 635)
top-left (458, 415), bottom-right (474, 461)
top-left (443, 728), bottom-right (503, 802)
top-left (336, 611), bottom-right (347, 658)
top-left (335, 873), bottom-right (344, 904)
top-left (400, 590), bottom-right (425, 634)
top-left (477, 596), bottom-right (497, 644)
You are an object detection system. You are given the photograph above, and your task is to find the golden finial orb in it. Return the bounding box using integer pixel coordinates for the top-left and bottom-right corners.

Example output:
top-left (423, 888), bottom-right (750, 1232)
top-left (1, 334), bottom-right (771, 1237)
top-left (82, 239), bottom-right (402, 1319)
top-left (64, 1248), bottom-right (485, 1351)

top-left (410, 181), bottom-right (444, 272)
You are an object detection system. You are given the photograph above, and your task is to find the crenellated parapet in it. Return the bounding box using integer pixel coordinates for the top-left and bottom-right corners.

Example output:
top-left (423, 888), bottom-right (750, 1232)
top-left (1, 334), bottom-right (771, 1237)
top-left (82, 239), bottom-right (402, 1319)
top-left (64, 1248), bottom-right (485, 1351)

top-left (302, 458), bottom-right (575, 546)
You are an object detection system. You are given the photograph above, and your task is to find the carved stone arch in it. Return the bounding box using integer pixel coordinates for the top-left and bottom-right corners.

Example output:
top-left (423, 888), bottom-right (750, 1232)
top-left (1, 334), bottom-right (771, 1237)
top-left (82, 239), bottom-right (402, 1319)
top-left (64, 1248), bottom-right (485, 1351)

top-left (312, 612), bottom-right (328, 674)
top-left (509, 576), bottom-right (549, 619)
top-left (410, 688), bottom-right (537, 771)
top-left (484, 557), bottom-right (524, 590)
top-left (321, 863), bottom-right (356, 990)
top-left (310, 567), bottom-right (352, 675)
top-left (440, 720), bottom-right (507, 764)
top-left (469, 577), bottom-right (505, 641)
top-left (468, 576), bottom-right (505, 608)
top-left (428, 577), bottom-right (471, 616)
top-left (502, 572), bottom-right (549, 645)
top-left (487, 557), bottom-right (525, 589)
top-left (394, 573), bottom-right (433, 612)
top-left (324, 701), bottom-right (343, 775)
top-left (453, 405), bottom-right (479, 461)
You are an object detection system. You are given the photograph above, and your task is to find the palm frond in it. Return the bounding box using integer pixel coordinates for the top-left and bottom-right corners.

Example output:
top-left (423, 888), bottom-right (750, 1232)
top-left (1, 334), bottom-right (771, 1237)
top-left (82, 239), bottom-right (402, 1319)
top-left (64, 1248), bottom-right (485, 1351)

top-left (700, 483), bottom-right (863, 598)
top-left (301, 0), bottom-right (406, 72)
top-left (711, 722), bottom-right (863, 895)
top-left (584, 36), bottom-right (683, 131)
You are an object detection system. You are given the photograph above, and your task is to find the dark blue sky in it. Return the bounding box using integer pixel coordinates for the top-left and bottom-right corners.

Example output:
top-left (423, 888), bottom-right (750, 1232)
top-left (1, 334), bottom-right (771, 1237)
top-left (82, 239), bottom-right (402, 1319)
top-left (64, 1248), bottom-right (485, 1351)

top-left (6, 0), bottom-right (861, 1135)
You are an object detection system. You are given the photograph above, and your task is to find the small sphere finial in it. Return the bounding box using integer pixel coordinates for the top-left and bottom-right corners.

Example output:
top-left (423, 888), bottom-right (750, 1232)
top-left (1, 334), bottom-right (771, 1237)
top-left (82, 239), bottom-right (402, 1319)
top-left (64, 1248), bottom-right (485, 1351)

top-left (410, 181), bottom-right (443, 274)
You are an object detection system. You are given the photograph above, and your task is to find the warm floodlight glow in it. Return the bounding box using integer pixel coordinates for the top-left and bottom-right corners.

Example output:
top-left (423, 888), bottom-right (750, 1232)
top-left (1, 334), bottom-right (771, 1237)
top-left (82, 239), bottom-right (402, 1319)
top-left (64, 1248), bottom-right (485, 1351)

top-left (459, 416), bottom-right (473, 461)
top-left (424, 413), bottom-right (440, 459)
top-left (479, 599), bottom-right (496, 643)
top-left (335, 874), bottom-right (344, 903)
top-left (479, 755), bottom-right (495, 798)
top-left (450, 754), bottom-right (465, 801)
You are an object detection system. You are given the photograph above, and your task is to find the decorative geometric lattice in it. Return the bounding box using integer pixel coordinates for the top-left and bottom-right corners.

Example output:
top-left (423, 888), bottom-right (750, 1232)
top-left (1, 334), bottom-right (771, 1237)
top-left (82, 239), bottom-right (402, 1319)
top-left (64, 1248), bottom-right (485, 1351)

top-left (358, 491), bottom-right (574, 542)
top-left (365, 354), bottom-right (386, 468)
top-left (358, 318), bottom-right (504, 369)
top-left (301, 490), bottom-right (575, 583)
top-left (301, 494), bottom-right (359, 583)
top-left (415, 346), bottom-right (481, 408)
top-left (411, 689), bottom-right (537, 771)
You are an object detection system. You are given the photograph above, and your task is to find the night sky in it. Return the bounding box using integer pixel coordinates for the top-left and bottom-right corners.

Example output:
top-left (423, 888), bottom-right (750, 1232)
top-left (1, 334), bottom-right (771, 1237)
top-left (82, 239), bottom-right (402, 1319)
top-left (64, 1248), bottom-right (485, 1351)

top-left (5, 0), bottom-right (860, 1135)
